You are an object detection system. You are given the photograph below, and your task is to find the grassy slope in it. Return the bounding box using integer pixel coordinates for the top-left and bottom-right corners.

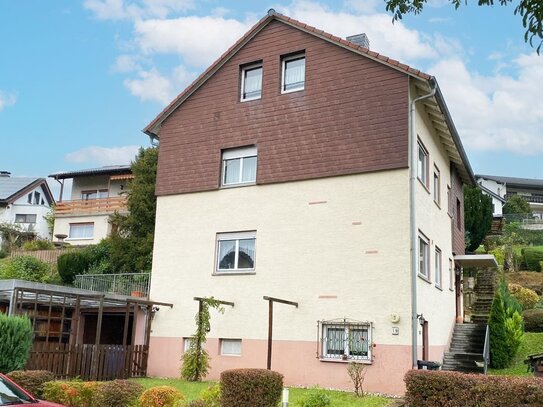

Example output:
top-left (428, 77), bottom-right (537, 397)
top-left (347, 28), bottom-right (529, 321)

top-left (489, 332), bottom-right (543, 376)
top-left (133, 378), bottom-right (393, 406)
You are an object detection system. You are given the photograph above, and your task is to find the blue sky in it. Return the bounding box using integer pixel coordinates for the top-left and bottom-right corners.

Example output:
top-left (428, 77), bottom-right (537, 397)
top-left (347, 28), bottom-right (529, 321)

top-left (1, 0), bottom-right (542, 193)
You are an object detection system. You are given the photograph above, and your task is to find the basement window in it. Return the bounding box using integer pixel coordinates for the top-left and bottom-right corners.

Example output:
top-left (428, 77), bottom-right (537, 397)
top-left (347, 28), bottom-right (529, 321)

top-left (318, 319), bottom-right (372, 362)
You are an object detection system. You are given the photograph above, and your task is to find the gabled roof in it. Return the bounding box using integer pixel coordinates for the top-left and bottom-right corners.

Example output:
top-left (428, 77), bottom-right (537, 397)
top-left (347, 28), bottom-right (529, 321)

top-left (0, 177), bottom-right (54, 206)
top-left (143, 9), bottom-right (474, 185)
top-left (48, 165), bottom-right (132, 180)
top-left (476, 174), bottom-right (543, 190)
top-left (477, 183), bottom-right (506, 203)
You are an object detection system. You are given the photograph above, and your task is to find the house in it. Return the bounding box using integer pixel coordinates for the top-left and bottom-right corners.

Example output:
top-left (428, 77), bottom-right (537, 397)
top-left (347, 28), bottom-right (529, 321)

top-left (144, 10), bottom-right (480, 395)
top-left (477, 174), bottom-right (543, 219)
top-left (48, 165), bottom-right (132, 245)
top-left (0, 171), bottom-right (54, 242)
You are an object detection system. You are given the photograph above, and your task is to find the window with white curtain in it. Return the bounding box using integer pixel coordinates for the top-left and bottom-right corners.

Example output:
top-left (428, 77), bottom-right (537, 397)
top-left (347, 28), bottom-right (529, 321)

top-left (216, 231), bottom-right (256, 273)
top-left (68, 223), bottom-right (94, 239)
top-left (221, 146), bottom-right (257, 186)
top-left (241, 63), bottom-right (262, 101)
top-left (282, 53), bottom-right (305, 93)
top-left (220, 339), bottom-right (242, 356)
top-left (15, 214), bottom-right (37, 223)
top-left (435, 247), bottom-right (442, 288)
top-left (418, 234), bottom-right (430, 280)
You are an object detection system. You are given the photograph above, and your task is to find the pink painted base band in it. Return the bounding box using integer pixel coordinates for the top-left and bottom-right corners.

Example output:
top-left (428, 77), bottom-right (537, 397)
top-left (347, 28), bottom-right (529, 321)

top-left (148, 337), bottom-right (446, 395)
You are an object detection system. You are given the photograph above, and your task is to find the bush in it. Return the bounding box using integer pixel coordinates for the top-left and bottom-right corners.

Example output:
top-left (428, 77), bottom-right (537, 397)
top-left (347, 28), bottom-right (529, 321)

top-left (509, 283), bottom-right (540, 309)
top-left (94, 380), bottom-right (143, 407)
top-left (296, 388), bottom-right (331, 407)
top-left (405, 370), bottom-right (543, 406)
top-left (6, 370), bottom-right (55, 398)
top-left (22, 239), bottom-right (55, 251)
top-left (200, 384), bottom-right (220, 407)
top-left (221, 369), bottom-right (283, 407)
top-left (0, 255), bottom-right (49, 282)
top-left (523, 308), bottom-right (543, 332)
top-left (0, 314), bottom-right (33, 373)
top-left (138, 386), bottom-right (185, 407)
top-left (186, 401), bottom-right (207, 407)
top-left (42, 380), bottom-right (101, 407)
top-left (57, 251), bottom-right (90, 284)
top-left (524, 247), bottom-right (543, 271)
top-left (0, 248), bottom-right (7, 259)
top-left (489, 247), bottom-right (505, 266)
top-left (488, 290), bottom-right (510, 368)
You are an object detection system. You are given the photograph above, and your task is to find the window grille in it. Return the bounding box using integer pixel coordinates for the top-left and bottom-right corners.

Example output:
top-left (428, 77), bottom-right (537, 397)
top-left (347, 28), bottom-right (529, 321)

top-left (317, 318), bottom-right (372, 362)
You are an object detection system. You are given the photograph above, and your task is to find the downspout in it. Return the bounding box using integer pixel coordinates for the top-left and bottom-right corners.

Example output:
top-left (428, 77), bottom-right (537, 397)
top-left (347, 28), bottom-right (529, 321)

top-left (409, 76), bottom-right (437, 368)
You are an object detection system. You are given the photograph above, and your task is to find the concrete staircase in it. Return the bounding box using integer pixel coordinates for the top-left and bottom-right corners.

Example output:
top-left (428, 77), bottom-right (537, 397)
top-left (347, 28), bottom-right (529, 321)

top-left (442, 270), bottom-right (496, 373)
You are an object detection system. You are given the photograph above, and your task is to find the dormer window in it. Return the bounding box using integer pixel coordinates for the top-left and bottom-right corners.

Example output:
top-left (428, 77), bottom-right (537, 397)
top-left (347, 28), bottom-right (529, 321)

top-left (221, 146), bottom-right (257, 186)
top-left (281, 53), bottom-right (305, 93)
top-left (241, 63), bottom-right (262, 101)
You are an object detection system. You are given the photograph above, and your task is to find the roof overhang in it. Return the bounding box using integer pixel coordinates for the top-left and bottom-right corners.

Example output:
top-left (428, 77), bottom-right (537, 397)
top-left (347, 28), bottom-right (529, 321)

top-left (454, 254), bottom-right (498, 269)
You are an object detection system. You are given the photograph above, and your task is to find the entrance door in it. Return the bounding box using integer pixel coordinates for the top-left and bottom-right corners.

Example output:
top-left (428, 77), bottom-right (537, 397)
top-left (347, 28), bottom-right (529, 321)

top-left (422, 320), bottom-right (429, 360)
top-left (455, 267), bottom-right (462, 321)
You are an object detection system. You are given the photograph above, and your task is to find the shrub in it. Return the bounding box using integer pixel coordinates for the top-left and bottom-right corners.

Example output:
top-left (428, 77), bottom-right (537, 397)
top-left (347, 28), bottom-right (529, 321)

top-left (509, 283), bottom-right (540, 310)
top-left (22, 239), bottom-right (55, 251)
top-left (405, 370), bottom-right (543, 406)
top-left (94, 380), bottom-right (143, 407)
top-left (138, 386), bottom-right (185, 407)
top-left (186, 401), bottom-right (207, 407)
top-left (57, 251), bottom-right (90, 284)
top-left (489, 247), bottom-right (505, 266)
top-left (488, 290), bottom-right (510, 368)
top-left (0, 314), bottom-right (33, 373)
top-left (6, 370), bottom-right (55, 398)
top-left (200, 384), bottom-right (220, 407)
top-left (42, 380), bottom-right (101, 407)
top-left (0, 248), bottom-right (8, 259)
top-left (221, 368), bottom-right (283, 407)
top-left (524, 247), bottom-right (543, 271)
top-left (0, 255), bottom-right (49, 282)
top-left (296, 388), bottom-right (331, 407)
top-left (523, 308), bottom-right (543, 332)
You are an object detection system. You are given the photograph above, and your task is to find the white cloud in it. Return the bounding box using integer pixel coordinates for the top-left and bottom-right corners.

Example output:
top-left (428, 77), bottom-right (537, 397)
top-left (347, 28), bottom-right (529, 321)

top-left (84, 0), bottom-right (194, 20)
top-left (0, 91), bottom-right (17, 111)
top-left (65, 145), bottom-right (140, 165)
top-left (112, 54), bottom-right (142, 72)
top-left (134, 16), bottom-right (253, 67)
top-left (84, 0), bottom-right (126, 20)
top-left (431, 53), bottom-right (543, 155)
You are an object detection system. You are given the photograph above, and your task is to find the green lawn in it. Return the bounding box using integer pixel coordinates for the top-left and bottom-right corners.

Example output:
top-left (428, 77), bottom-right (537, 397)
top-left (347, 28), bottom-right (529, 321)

top-left (489, 332), bottom-right (543, 376)
top-left (133, 378), bottom-right (394, 406)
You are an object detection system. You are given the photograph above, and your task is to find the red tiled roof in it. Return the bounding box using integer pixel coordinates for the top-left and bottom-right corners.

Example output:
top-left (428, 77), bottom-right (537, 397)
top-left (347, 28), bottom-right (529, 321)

top-left (143, 9), bottom-right (432, 137)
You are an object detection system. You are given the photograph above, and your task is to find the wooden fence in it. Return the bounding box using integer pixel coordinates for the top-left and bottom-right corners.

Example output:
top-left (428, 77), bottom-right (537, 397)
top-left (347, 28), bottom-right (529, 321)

top-left (9, 248), bottom-right (78, 265)
top-left (26, 342), bottom-right (148, 380)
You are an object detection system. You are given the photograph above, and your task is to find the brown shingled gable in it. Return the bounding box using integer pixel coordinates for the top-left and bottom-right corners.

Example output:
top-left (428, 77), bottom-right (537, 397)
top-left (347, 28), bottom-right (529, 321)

top-left (143, 9), bottom-right (432, 138)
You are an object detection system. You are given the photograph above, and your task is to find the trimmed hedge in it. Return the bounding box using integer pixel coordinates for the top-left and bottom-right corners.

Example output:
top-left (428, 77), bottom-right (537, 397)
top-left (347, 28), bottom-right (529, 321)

top-left (405, 370), bottom-right (543, 406)
top-left (524, 247), bottom-right (543, 272)
top-left (221, 368), bottom-right (283, 407)
top-left (42, 380), bottom-right (143, 407)
top-left (0, 314), bottom-right (33, 373)
top-left (7, 370), bottom-right (55, 398)
top-left (524, 308), bottom-right (543, 332)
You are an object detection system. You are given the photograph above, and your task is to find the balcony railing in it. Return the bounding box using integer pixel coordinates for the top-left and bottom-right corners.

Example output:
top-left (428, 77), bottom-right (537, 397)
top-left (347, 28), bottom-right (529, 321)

top-left (55, 196), bottom-right (128, 216)
top-left (505, 192), bottom-right (543, 204)
top-left (74, 273), bottom-right (150, 297)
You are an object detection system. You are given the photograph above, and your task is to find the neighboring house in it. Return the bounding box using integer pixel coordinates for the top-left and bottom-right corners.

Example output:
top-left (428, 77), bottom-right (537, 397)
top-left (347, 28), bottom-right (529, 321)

top-left (48, 166), bottom-right (132, 245)
top-left (0, 171), bottom-right (54, 241)
top-left (477, 174), bottom-right (543, 219)
top-left (144, 11), bottom-right (480, 395)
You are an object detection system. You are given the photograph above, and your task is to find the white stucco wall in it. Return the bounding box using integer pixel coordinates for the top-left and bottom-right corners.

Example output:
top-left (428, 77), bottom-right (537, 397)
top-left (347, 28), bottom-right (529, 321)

top-left (53, 214), bottom-right (110, 245)
top-left (150, 170), bottom-right (413, 346)
top-left (414, 90), bottom-right (459, 357)
top-left (477, 178), bottom-right (505, 216)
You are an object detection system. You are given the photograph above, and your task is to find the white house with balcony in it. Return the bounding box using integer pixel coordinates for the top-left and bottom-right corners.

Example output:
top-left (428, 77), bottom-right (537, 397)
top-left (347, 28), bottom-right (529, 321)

top-left (0, 171), bottom-right (54, 243)
top-left (49, 166), bottom-right (132, 245)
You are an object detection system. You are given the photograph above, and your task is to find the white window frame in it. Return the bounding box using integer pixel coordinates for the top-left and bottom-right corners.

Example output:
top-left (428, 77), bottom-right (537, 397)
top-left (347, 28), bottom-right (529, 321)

top-left (417, 139), bottom-right (429, 188)
top-left (33, 191), bottom-right (41, 205)
top-left (240, 63), bottom-right (263, 102)
top-left (434, 166), bottom-right (441, 206)
top-left (81, 189), bottom-right (109, 200)
top-left (435, 247), bottom-right (442, 289)
top-left (183, 337), bottom-right (193, 352)
top-left (68, 222), bottom-right (94, 240)
top-left (281, 53), bottom-right (305, 94)
top-left (14, 214), bottom-right (37, 223)
top-left (220, 339), bottom-right (242, 356)
top-left (449, 258), bottom-right (454, 291)
top-left (216, 231), bottom-right (256, 273)
top-left (418, 233), bottom-right (430, 280)
top-left (221, 146), bottom-right (257, 187)
top-left (321, 323), bottom-right (372, 362)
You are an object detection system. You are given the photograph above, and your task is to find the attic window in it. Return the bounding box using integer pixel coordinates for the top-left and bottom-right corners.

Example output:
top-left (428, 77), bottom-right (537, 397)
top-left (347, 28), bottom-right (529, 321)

top-left (281, 53), bottom-right (305, 93)
top-left (241, 63), bottom-right (262, 101)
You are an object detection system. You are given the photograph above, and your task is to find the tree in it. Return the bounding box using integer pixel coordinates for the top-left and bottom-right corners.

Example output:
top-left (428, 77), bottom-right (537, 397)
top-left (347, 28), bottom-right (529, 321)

top-left (503, 194), bottom-right (532, 216)
top-left (385, 0), bottom-right (543, 53)
top-left (108, 147), bottom-right (158, 273)
top-left (464, 185), bottom-right (493, 252)
top-left (488, 290), bottom-right (511, 368)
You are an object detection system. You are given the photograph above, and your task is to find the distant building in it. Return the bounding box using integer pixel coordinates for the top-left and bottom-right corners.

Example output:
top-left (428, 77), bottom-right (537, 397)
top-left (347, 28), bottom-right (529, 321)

top-left (0, 171), bottom-right (54, 241)
top-left (49, 166), bottom-right (132, 245)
